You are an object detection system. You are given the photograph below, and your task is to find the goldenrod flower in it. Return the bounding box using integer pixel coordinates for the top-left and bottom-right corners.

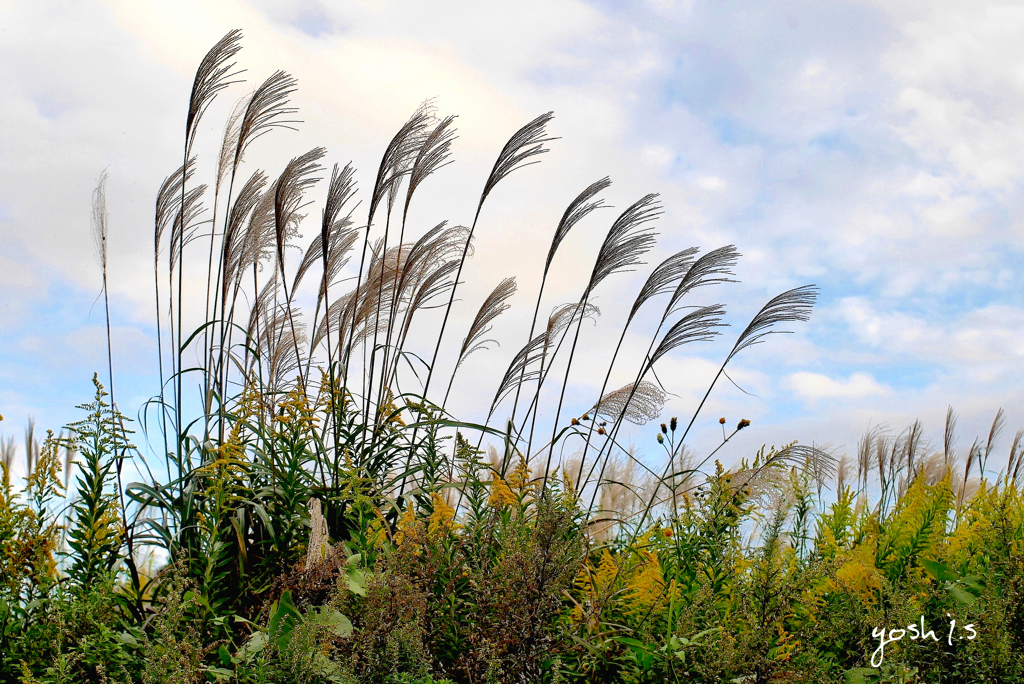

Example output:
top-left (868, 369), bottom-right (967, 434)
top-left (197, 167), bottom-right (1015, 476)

top-left (488, 474), bottom-right (517, 509)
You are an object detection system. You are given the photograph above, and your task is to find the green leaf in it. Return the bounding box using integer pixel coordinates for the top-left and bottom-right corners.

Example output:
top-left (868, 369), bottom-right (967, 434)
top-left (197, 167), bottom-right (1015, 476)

top-left (206, 666), bottom-right (234, 681)
top-left (846, 667), bottom-right (879, 684)
top-left (310, 607), bottom-right (353, 637)
top-left (347, 568), bottom-right (367, 597)
top-left (235, 632), bottom-right (267, 663)
top-left (268, 590), bottom-right (301, 649)
top-left (961, 575), bottom-right (986, 592)
top-left (920, 558), bottom-right (955, 582)
top-left (949, 584), bottom-right (978, 605)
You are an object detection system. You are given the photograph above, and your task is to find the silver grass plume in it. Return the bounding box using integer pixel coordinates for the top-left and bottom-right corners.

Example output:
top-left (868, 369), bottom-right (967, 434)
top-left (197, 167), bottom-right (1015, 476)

top-left (384, 225), bottom-right (472, 371)
top-left (92, 172), bottom-right (116, 411)
top-left (394, 259), bottom-right (462, 356)
top-left (168, 184), bottom-right (208, 272)
top-left (155, 159), bottom-right (197, 260)
top-left (835, 454), bottom-right (851, 492)
top-left (589, 381), bottom-right (667, 426)
top-left (665, 245), bottom-right (739, 315)
top-left (185, 29), bottom-right (244, 155)
top-left (490, 334), bottom-right (548, 419)
top-left (648, 305), bottom-right (727, 367)
top-left (396, 223), bottom-right (470, 294)
top-left (421, 112), bottom-right (556, 408)
top-left (368, 102), bottom-right (435, 227)
top-left (944, 405), bottom-right (958, 467)
top-left (239, 178), bottom-right (279, 276)
top-left (585, 194), bottom-right (661, 297)
top-left (858, 424), bottom-right (885, 491)
top-left (627, 247), bottom-right (700, 326)
top-left (455, 277), bottom-right (517, 369)
top-left (546, 301), bottom-right (600, 341)
top-left (444, 276), bottom-right (517, 407)
top-left (312, 292), bottom-right (353, 354)
top-left (725, 285), bottom-right (818, 363)
top-left (216, 99), bottom-right (246, 196)
top-left (1, 435), bottom-right (14, 482)
top-left (234, 71), bottom-right (299, 169)
top-left (491, 302), bottom-right (599, 421)
top-left (314, 238), bottom-right (416, 359)
top-left (334, 240), bottom-right (429, 358)
top-left (903, 419), bottom-right (925, 475)
top-left (253, 304), bottom-right (307, 391)
top-left (727, 444), bottom-right (837, 498)
top-left (274, 148), bottom-right (326, 272)
top-left (403, 115), bottom-right (457, 222)
top-left (544, 177), bottom-right (611, 276)
top-left (480, 112), bottom-right (556, 205)
top-left (962, 438), bottom-right (982, 503)
top-left (317, 163), bottom-right (359, 311)
top-left (1009, 429), bottom-right (1024, 485)
top-left (222, 171), bottom-right (268, 298)
top-left (981, 407), bottom-right (1005, 476)
top-left (247, 277), bottom-right (280, 348)
top-left (23, 418), bottom-right (39, 475)
top-left (92, 172), bottom-right (109, 278)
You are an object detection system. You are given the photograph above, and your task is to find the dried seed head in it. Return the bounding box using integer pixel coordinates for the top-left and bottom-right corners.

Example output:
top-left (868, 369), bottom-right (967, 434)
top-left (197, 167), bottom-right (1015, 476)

top-left (719, 417), bottom-right (727, 425)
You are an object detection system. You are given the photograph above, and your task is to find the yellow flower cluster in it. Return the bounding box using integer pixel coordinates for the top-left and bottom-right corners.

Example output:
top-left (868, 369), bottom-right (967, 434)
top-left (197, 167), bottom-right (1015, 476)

top-left (488, 474), bottom-right (517, 509)
top-left (427, 491), bottom-right (458, 537)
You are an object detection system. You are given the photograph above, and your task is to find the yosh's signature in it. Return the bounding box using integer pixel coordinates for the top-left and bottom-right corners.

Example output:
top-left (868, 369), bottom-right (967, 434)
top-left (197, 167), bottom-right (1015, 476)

top-left (872, 615), bottom-right (977, 667)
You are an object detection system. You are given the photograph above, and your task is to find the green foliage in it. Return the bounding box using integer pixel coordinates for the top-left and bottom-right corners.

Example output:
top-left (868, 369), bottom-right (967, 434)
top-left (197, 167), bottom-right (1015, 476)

top-left (64, 375), bottom-right (131, 589)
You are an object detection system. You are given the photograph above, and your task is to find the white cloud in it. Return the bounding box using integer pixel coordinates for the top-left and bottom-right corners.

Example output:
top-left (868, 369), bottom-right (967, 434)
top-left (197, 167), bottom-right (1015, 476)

top-left (786, 371), bottom-right (889, 399)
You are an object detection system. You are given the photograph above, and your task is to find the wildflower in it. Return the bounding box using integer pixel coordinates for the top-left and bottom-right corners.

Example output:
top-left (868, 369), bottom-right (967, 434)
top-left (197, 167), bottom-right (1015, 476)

top-left (738, 418), bottom-right (751, 430)
top-left (670, 417), bottom-right (677, 432)
top-left (662, 527), bottom-right (673, 538)
top-left (427, 491), bottom-right (458, 536)
top-left (582, 414), bottom-right (590, 421)
top-left (657, 433), bottom-right (664, 444)
top-left (394, 505), bottom-right (418, 546)
top-left (571, 418), bottom-right (579, 426)
top-left (598, 427), bottom-right (606, 435)
top-left (507, 456), bottom-right (534, 495)
top-left (719, 417), bottom-right (726, 425)
top-left (660, 423), bottom-right (668, 434)
top-left (488, 474), bottom-right (517, 509)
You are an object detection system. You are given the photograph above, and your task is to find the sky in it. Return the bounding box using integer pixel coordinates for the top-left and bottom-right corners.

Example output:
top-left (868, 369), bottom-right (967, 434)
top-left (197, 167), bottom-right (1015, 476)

top-left (1, 0), bottom-right (1022, 482)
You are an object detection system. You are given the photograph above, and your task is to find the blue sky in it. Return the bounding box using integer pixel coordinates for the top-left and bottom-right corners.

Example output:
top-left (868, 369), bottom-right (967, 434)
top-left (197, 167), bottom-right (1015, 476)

top-left (1, 0), bottom-right (1022, 480)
